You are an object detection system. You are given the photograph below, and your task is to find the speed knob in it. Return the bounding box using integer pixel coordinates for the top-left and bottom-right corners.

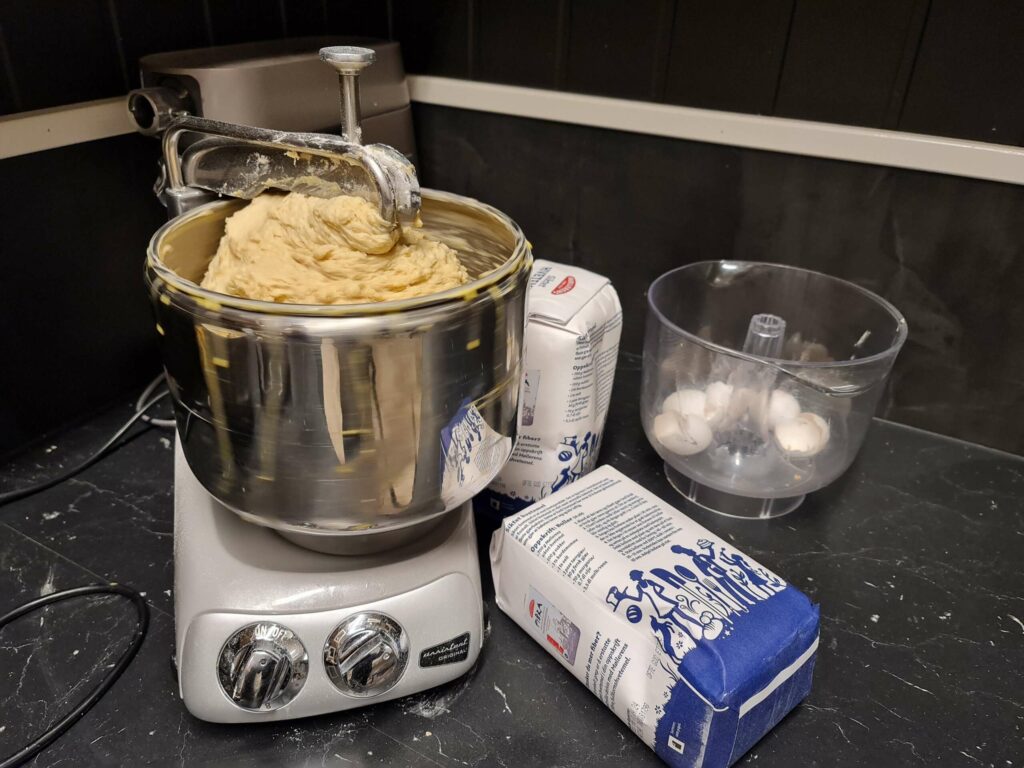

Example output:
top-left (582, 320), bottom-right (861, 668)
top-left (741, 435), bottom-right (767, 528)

top-left (323, 612), bottom-right (409, 697)
top-left (218, 622), bottom-right (308, 711)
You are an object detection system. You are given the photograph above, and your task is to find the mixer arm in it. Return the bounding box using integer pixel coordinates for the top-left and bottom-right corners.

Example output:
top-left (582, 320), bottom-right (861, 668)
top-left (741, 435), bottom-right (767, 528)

top-left (159, 115), bottom-right (420, 222)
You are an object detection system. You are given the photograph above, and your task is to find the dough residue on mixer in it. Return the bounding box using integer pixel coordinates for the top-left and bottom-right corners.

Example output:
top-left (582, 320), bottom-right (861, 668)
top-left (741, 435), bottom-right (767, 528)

top-left (200, 192), bottom-right (470, 304)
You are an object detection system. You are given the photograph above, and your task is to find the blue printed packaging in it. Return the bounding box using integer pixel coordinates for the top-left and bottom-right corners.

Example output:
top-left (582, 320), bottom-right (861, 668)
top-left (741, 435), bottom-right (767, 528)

top-left (490, 466), bottom-right (819, 768)
top-left (476, 260), bottom-right (622, 520)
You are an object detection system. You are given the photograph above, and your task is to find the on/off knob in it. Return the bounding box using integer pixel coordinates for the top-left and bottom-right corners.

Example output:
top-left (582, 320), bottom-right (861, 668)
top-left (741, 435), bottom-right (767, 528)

top-left (323, 612), bottom-right (409, 697)
top-left (218, 622), bottom-right (308, 711)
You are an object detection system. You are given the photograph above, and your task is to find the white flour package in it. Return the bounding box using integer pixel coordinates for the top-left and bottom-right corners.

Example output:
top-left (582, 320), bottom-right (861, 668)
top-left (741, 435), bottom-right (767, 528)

top-left (478, 260), bottom-right (622, 518)
top-left (491, 466), bottom-right (819, 768)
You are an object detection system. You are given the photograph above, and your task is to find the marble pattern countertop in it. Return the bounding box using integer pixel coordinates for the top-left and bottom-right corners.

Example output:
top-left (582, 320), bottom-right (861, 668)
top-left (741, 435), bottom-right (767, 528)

top-left (1, 352), bottom-right (1022, 767)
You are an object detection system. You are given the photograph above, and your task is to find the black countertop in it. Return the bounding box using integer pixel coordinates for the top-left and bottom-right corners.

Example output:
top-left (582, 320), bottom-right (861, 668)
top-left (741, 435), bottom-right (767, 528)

top-left (1, 353), bottom-right (1022, 767)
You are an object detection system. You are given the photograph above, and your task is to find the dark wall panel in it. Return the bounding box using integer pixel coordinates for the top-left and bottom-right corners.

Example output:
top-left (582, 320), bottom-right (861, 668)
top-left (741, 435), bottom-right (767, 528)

top-left (283, 0), bottom-right (327, 37)
top-left (0, 135), bottom-right (165, 456)
top-left (475, 0), bottom-right (563, 89)
top-left (391, 0), bottom-right (471, 78)
top-left (564, 0), bottom-right (674, 100)
top-left (206, 0), bottom-right (285, 45)
top-left (323, 0), bottom-right (389, 38)
top-left (0, 0), bottom-right (125, 112)
top-left (899, 0), bottom-right (1024, 146)
top-left (111, 0), bottom-right (211, 89)
top-left (730, 155), bottom-right (1024, 449)
top-left (3, 0), bottom-right (1024, 146)
top-left (0, 30), bottom-right (17, 113)
top-left (773, 0), bottom-right (928, 127)
top-left (414, 103), bottom-right (1024, 453)
top-left (664, 0), bottom-right (793, 114)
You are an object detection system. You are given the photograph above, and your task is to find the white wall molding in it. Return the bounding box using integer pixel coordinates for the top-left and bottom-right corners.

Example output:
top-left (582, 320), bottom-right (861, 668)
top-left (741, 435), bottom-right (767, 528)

top-left (2, 79), bottom-right (1024, 186)
top-left (0, 98), bottom-right (135, 160)
top-left (408, 76), bottom-right (1024, 186)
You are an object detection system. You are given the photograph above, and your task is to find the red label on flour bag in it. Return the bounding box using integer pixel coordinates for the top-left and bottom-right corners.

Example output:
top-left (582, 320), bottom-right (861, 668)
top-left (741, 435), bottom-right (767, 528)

top-left (552, 276), bottom-right (576, 295)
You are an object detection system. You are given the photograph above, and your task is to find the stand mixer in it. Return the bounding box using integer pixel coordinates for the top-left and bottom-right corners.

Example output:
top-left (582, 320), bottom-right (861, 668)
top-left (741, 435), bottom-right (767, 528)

top-left (135, 46), bottom-right (531, 722)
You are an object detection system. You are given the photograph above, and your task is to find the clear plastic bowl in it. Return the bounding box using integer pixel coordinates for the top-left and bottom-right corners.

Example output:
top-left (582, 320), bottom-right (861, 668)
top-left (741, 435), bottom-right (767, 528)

top-left (642, 261), bottom-right (907, 519)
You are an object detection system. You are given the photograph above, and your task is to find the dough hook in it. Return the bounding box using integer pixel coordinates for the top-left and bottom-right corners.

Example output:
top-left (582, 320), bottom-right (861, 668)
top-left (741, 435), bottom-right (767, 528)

top-left (154, 46), bottom-right (420, 223)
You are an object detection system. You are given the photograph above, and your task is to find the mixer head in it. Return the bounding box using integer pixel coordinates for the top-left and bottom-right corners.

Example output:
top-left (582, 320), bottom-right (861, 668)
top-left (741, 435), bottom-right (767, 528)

top-left (151, 46), bottom-right (420, 223)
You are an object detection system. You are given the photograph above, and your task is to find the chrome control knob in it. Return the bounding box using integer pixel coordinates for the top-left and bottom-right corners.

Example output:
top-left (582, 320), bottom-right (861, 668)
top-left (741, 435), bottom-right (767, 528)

top-left (323, 613), bottom-right (409, 697)
top-left (218, 622), bottom-right (308, 711)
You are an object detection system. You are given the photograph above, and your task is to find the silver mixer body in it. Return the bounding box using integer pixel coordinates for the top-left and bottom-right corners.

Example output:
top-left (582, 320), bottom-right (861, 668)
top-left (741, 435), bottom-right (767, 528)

top-left (148, 192), bottom-right (531, 553)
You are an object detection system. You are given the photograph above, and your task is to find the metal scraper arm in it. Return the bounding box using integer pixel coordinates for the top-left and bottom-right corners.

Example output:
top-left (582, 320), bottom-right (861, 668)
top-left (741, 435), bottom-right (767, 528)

top-left (157, 46), bottom-right (420, 221)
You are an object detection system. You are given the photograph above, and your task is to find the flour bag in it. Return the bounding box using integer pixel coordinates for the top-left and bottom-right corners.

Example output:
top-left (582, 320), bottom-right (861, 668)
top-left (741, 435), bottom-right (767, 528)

top-left (491, 466), bottom-right (819, 768)
top-left (478, 260), bottom-right (622, 518)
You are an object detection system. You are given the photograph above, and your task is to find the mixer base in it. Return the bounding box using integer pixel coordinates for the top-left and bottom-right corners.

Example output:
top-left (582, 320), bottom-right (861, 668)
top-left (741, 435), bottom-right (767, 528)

top-left (173, 440), bottom-right (483, 723)
top-left (664, 463), bottom-right (805, 520)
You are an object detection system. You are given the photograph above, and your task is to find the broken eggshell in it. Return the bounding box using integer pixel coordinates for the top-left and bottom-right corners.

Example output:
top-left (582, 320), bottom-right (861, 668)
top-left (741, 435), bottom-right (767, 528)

top-left (662, 388), bottom-right (706, 418)
top-left (653, 411), bottom-right (713, 456)
top-left (774, 412), bottom-right (830, 457)
top-left (802, 412), bottom-right (830, 445)
top-left (767, 389), bottom-right (801, 428)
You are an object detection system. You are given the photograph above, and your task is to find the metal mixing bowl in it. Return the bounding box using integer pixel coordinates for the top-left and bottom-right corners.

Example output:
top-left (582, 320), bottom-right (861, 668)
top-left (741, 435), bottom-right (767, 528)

top-left (147, 190), bottom-right (531, 552)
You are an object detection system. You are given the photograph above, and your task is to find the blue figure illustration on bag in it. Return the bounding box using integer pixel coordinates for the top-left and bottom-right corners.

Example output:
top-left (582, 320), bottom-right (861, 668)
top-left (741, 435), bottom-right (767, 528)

top-left (660, 561), bottom-right (736, 620)
top-left (671, 540), bottom-right (759, 607)
top-left (606, 538), bottom-right (787, 666)
top-left (648, 565), bottom-right (733, 638)
top-left (550, 432), bottom-right (600, 493)
top-left (649, 614), bottom-right (697, 662)
top-left (719, 548), bottom-right (786, 597)
top-left (606, 570), bottom-right (720, 643)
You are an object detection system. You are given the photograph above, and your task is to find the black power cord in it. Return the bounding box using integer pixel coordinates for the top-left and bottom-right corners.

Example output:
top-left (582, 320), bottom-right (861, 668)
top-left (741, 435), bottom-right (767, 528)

top-left (0, 388), bottom-right (171, 507)
top-left (0, 585), bottom-right (150, 768)
top-left (134, 374), bottom-right (176, 430)
top-left (0, 378), bottom-right (172, 766)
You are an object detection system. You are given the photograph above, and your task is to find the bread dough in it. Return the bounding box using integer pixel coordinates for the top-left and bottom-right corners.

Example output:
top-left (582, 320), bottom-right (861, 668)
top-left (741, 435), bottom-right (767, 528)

top-left (200, 192), bottom-right (470, 304)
